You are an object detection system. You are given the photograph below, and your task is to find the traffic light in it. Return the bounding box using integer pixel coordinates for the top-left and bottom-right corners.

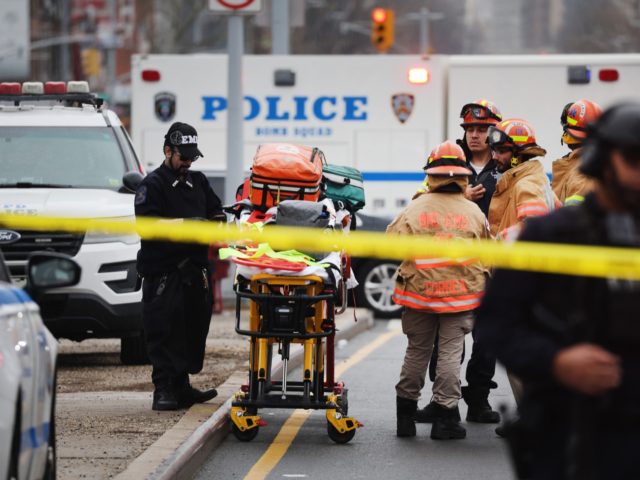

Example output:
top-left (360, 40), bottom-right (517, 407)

top-left (81, 48), bottom-right (102, 77)
top-left (371, 8), bottom-right (395, 53)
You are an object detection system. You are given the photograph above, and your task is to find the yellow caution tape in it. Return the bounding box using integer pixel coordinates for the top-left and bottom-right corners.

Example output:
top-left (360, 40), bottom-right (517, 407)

top-left (1, 213), bottom-right (639, 280)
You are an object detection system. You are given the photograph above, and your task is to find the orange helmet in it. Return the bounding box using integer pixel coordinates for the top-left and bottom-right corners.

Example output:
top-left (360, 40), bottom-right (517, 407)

top-left (423, 140), bottom-right (471, 176)
top-left (460, 99), bottom-right (502, 127)
top-left (487, 118), bottom-right (538, 151)
top-left (561, 98), bottom-right (602, 141)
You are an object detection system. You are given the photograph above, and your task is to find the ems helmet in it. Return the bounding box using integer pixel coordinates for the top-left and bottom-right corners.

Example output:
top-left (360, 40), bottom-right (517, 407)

top-left (424, 140), bottom-right (472, 176)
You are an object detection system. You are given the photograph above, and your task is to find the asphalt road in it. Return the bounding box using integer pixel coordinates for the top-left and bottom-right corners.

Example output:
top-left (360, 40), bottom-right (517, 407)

top-left (195, 319), bottom-right (518, 480)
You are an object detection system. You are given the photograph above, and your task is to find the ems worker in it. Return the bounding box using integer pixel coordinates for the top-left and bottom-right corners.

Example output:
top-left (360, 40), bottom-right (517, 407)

top-left (418, 99), bottom-right (503, 426)
top-left (476, 103), bottom-right (640, 479)
top-left (552, 99), bottom-right (602, 205)
top-left (135, 122), bottom-right (225, 411)
top-left (389, 141), bottom-right (489, 440)
top-left (487, 118), bottom-right (558, 241)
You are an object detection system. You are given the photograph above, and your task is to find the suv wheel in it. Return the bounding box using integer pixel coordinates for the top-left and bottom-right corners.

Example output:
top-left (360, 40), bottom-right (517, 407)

top-left (356, 260), bottom-right (402, 318)
top-left (120, 331), bottom-right (150, 365)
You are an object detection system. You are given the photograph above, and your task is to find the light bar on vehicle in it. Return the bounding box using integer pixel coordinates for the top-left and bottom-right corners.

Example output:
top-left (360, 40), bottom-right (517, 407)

top-left (408, 67), bottom-right (429, 84)
top-left (44, 81), bottom-right (67, 94)
top-left (22, 82), bottom-right (45, 95)
top-left (67, 81), bottom-right (90, 93)
top-left (0, 83), bottom-right (21, 95)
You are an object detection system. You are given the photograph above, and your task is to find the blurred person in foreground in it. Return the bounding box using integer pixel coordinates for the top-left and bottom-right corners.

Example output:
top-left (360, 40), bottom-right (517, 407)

top-left (389, 141), bottom-right (489, 440)
top-left (476, 103), bottom-right (640, 479)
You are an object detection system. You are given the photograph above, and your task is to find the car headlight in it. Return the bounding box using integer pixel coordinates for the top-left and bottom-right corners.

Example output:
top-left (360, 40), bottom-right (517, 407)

top-left (83, 216), bottom-right (139, 245)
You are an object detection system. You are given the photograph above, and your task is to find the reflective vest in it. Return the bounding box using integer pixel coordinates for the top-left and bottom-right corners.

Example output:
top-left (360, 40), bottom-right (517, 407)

top-left (386, 191), bottom-right (489, 313)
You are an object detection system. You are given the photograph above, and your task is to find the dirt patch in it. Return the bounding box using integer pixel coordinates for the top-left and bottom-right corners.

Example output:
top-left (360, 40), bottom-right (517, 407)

top-left (56, 311), bottom-right (248, 480)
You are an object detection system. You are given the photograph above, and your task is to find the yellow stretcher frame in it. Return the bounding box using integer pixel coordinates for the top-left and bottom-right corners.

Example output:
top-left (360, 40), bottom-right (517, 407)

top-left (230, 274), bottom-right (361, 444)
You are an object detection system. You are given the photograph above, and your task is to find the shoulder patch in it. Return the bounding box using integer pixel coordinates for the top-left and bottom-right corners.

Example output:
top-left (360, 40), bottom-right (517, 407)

top-left (135, 185), bottom-right (148, 205)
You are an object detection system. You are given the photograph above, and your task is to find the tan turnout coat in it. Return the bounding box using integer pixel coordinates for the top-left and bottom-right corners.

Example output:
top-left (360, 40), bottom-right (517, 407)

top-left (387, 189), bottom-right (489, 313)
top-left (552, 148), bottom-right (595, 205)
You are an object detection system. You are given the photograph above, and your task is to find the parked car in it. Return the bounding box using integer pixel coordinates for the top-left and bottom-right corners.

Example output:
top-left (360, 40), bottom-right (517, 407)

top-left (351, 212), bottom-right (402, 319)
top-left (0, 250), bottom-right (80, 480)
top-left (0, 80), bottom-right (147, 365)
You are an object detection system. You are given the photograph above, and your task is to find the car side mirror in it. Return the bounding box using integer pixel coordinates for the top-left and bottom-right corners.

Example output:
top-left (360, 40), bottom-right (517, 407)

top-left (26, 253), bottom-right (81, 294)
top-left (122, 171), bottom-right (144, 193)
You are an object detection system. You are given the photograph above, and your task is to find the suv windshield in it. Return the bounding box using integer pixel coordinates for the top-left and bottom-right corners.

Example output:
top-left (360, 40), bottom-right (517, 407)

top-left (0, 127), bottom-right (126, 190)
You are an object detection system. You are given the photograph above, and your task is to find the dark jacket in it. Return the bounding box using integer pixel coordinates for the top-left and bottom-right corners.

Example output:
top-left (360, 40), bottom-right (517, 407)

top-left (458, 137), bottom-right (498, 217)
top-left (135, 163), bottom-right (224, 276)
top-left (477, 194), bottom-right (640, 418)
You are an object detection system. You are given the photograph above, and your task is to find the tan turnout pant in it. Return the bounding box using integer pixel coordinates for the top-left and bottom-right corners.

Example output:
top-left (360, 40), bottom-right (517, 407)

top-left (395, 308), bottom-right (474, 408)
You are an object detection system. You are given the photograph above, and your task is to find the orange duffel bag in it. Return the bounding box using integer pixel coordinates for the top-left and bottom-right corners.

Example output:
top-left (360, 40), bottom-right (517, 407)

top-left (249, 143), bottom-right (324, 210)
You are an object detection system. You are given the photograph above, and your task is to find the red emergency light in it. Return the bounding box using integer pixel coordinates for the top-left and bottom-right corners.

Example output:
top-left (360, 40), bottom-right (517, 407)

top-left (44, 82), bottom-right (67, 94)
top-left (141, 70), bottom-right (161, 82)
top-left (372, 7), bottom-right (388, 23)
top-left (408, 67), bottom-right (429, 84)
top-left (0, 82), bottom-right (21, 95)
top-left (599, 69), bottom-right (619, 82)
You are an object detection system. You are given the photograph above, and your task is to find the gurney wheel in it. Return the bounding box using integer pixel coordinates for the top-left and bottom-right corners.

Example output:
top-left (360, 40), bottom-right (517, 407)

top-left (231, 423), bottom-right (260, 442)
top-left (327, 422), bottom-right (356, 444)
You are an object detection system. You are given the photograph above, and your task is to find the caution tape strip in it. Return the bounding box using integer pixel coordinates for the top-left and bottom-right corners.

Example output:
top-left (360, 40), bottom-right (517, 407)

top-left (0, 213), bottom-right (639, 280)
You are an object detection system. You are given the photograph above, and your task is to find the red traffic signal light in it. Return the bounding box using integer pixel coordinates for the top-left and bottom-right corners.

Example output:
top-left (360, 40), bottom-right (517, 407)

top-left (372, 8), bottom-right (388, 23)
top-left (371, 8), bottom-right (395, 53)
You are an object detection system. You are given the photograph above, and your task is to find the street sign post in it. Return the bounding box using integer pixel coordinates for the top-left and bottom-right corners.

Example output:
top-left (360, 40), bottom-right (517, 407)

top-left (209, 0), bottom-right (263, 204)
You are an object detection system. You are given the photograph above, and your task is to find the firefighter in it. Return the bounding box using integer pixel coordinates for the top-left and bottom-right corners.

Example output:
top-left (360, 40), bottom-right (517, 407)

top-left (135, 122), bottom-right (226, 411)
top-left (553, 99), bottom-right (602, 205)
top-left (476, 103), bottom-right (640, 479)
top-left (418, 100), bottom-right (503, 425)
top-left (388, 141), bottom-right (490, 440)
top-left (487, 118), bottom-right (558, 241)
top-left (459, 99), bottom-right (502, 213)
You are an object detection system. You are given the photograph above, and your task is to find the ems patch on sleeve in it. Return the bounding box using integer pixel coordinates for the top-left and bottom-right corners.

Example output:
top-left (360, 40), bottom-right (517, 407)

top-left (135, 185), bottom-right (147, 205)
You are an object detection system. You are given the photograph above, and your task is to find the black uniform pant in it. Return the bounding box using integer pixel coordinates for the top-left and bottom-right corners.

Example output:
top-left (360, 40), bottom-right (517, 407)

top-left (142, 267), bottom-right (213, 390)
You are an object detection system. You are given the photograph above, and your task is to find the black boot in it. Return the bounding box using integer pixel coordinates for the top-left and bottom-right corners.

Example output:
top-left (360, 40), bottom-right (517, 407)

top-left (177, 384), bottom-right (218, 408)
top-left (396, 396), bottom-right (417, 437)
top-left (152, 387), bottom-right (179, 411)
top-left (462, 386), bottom-right (500, 423)
top-left (430, 403), bottom-right (466, 440)
top-left (415, 401), bottom-right (460, 423)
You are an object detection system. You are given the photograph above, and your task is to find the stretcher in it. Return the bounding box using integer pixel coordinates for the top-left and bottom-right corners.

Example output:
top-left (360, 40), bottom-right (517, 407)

top-left (229, 269), bottom-right (362, 444)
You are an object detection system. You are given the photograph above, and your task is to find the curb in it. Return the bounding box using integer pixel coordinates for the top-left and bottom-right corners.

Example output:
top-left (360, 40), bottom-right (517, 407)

top-left (115, 308), bottom-right (374, 480)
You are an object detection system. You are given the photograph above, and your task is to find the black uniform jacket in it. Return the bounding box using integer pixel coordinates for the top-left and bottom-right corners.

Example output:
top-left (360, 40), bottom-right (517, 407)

top-left (135, 163), bottom-right (224, 276)
top-left (476, 193), bottom-right (640, 425)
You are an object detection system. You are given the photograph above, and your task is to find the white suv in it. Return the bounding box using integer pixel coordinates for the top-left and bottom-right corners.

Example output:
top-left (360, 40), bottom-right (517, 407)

top-left (0, 81), bottom-right (147, 364)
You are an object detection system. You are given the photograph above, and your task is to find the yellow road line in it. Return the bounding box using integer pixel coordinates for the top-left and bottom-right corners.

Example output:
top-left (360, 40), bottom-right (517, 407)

top-left (243, 329), bottom-right (401, 480)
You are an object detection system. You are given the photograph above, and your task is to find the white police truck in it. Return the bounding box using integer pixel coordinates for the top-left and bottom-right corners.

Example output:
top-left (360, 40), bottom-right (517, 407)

top-left (0, 81), bottom-right (147, 364)
top-left (131, 53), bottom-right (640, 216)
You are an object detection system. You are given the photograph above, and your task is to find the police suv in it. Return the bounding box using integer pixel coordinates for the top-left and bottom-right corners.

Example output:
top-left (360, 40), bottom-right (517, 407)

top-left (0, 249), bottom-right (80, 480)
top-left (0, 81), bottom-right (147, 364)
